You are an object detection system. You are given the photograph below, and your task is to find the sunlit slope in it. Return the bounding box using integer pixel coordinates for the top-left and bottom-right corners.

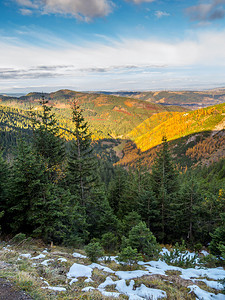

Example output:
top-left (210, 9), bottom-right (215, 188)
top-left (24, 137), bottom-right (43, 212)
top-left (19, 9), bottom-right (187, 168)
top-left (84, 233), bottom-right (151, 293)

top-left (127, 103), bottom-right (225, 152)
top-left (0, 89), bottom-right (186, 139)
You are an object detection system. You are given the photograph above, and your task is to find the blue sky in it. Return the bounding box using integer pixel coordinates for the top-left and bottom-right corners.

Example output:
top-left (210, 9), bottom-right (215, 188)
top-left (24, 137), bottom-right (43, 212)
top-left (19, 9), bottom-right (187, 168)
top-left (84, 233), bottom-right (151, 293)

top-left (1, 0), bottom-right (225, 93)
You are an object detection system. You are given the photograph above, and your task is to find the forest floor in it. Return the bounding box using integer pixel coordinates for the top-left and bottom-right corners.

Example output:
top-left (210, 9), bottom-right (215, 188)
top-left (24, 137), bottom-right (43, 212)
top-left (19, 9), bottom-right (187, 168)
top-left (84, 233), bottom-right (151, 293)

top-left (0, 239), bottom-right (224, 300)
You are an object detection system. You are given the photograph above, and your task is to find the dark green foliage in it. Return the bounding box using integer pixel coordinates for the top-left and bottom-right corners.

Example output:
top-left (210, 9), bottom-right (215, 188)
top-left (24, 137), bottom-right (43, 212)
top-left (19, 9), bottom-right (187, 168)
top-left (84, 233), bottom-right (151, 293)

top-left (117, 246), bottom-right (143, 269)
top-left (84, 241), bottom-right (104, 262)
top-left (162, 241), bottom-right (198, 268)
top-left (85, 186), bottom-right (119, 239)
top-left (0, 151), bottom-right (9, 232)
top-left (67, 101), bottom-right (97, 205)
top-left (209, 213), bottom-right (225, 257)
top-left (31, 97), bottom-right (65, 170)
top-left (107, 166), bottom-right (128, 215)
top-left (101, 232), bottom-right (118, 252)
top-left (151, 136), bottom-right (179, 243)
top-left (127, 221), bottom-right (160, 259)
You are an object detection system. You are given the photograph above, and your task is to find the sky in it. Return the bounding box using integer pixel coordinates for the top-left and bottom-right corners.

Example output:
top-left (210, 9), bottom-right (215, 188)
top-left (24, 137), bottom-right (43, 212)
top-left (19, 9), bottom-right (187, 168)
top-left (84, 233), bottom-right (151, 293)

top-left (1, 0), bottom-right (225, 93)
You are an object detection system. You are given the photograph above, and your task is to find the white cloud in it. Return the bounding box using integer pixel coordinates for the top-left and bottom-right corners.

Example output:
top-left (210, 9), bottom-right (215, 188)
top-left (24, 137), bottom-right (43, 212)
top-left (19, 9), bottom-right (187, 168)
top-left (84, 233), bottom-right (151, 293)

top-left (155, 10), bottom-right (170, 18)
top-left (14, 0), bottom-right (113, 20)
top-left (1, 29), bottom-right (225, 90)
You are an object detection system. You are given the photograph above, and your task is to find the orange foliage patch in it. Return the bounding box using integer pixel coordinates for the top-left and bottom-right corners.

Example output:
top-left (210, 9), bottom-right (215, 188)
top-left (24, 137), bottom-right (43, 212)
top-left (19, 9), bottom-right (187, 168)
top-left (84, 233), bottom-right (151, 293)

top-left (124, 100), bottom-right (134, 107)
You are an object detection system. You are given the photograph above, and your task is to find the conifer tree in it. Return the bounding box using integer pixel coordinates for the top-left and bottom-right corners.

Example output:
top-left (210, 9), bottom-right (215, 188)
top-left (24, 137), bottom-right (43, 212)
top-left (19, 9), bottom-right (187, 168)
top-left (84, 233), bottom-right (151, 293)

top-left (0, 151), bottom-right (9, 233)
top-left (67, 101), bottom-right (97, 205)
top-left (151, 136), bottom-right (178, 243)
top-left (31, 95), bottom-right (65, 182)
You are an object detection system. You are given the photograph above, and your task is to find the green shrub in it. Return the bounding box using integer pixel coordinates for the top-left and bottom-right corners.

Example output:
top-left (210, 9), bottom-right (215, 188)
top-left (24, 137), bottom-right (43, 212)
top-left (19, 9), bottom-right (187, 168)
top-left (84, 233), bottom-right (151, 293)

top-left (84, 241), bottom-right (104, 262)
top-left (194, 243), bottom-right (202, 253)
top-left (162, 241), bottom-right (198, 268)
top-left (127, 221), bottom-right (160, 259)
top-left (199, 254), bottom-right (220, 268)
top-left (116, 246), bottom-right (143, 269)
top-left (101, 232), bottom-right (118, 252)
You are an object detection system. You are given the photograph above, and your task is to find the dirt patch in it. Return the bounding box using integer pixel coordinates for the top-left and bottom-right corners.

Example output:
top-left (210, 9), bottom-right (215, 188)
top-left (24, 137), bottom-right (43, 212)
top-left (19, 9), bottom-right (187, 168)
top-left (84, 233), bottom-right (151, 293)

top-left (0, 278), bottom-right (33, 300)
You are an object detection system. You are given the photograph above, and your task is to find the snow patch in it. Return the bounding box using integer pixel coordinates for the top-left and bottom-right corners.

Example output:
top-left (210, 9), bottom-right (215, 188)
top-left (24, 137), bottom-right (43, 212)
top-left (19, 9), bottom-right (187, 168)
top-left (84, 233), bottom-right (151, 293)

top-left (67, 263), bottom-right (92, 279)
top-left (72, 252), bottom-right (86, 259)
top-left (89, 262), bottom-right (114, 273)
top-left (31, 254), bottom-right (46, 260)
top-left (188, 285), bottom-right (225, 300)
top-left (58, 257), bottom-right (67, 262)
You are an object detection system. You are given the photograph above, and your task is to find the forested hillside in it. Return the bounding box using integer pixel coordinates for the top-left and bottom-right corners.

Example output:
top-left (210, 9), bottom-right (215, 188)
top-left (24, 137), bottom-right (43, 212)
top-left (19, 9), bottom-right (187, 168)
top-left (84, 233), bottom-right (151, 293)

top-left (0, 89), bottom-right (185, 140)
top-left (101, 89), bottom-right (225, 109)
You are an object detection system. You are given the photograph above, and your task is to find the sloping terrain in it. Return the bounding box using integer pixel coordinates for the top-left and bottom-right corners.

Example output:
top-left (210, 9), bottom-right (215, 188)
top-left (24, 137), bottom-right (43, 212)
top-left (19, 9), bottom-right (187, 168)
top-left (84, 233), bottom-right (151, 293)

top-left (0, 89), bottom-right (186, 140)
top-left (100, 89), bottom-right (225, 109)
top-left (0, 242), bottom-right (224, 299)
top-left (117, 103), bottom-right (225, 168)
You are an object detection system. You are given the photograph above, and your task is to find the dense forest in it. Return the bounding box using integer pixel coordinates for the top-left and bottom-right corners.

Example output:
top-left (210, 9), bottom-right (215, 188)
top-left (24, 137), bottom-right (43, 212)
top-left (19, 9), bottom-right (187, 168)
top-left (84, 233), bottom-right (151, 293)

top-left (0, 96), bottom-right (224, 264)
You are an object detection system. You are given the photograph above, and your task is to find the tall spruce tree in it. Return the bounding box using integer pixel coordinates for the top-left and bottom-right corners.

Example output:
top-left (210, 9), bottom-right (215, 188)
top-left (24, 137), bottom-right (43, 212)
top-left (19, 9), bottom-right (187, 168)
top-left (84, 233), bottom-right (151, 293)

top-left (67, 101), bottom-right (97, 205)
top-left (151, 136), bottom-right (178, 243)
top-left (31, 95), bottom-right (65, 182)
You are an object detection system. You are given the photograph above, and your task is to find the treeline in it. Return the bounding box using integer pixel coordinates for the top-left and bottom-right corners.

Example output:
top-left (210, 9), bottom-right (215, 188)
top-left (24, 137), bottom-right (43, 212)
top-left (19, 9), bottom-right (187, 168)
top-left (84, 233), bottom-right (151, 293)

top-left (0, 99), bottom-right (224, 258)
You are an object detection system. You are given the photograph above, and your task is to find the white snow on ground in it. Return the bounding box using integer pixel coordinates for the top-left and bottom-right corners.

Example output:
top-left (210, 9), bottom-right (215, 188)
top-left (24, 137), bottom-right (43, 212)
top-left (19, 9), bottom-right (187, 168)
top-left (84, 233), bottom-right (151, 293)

top-left (58, 257), bottom-right (67, 262)
top-left (72, 252), bottom-right (86, 259)
top-left (193, 278), bottom-right (224, 290)
top-left (84, 278), bottom-right (94, 283)
top-left (41, 259), bottom-right (54, 266)
top-left (115, 270), bottom-right (149, 280)
top-left (31, 254), bottom-right (46, 260)
top-left (160, 248), bottom-right (170, 255)
top-left (41, 278), bottom-right (66, 292)
top-left (82, 287), bottom-right (95, 292)
top-left (201, 250), bottom-right (210, 256)
top-left (69, 278), bottom-right (78, 285)
top-left (98, 277), bottom-right (167, 299)
top-left (181, 267), bottom-right (225, 281)
top-left (89, 262), bottom-right (114, 273)
top-left (67, 263), bottom-right (92, 279)
top-left (42, 286), bottom-right (66, 292)
top-left (188, 285), bottom-right (225, 300)
top-left (20, 253), bottom-right (31, 259)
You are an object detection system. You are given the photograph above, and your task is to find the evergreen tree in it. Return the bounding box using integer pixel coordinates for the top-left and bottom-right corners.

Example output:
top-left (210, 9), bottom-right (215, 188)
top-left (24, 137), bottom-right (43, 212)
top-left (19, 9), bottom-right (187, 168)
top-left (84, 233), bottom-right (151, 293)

top-left (127, 221), bottom-right (160, 259)
top-left (67, 101), bottom-right (97, 205)
top-left (177, 172), bottom-right (203, 243)
top-left (151, 136), bottom-right (179, 243)
top-left (0, 151), bottom-right (9, 233)
top-left (108, 166), bottom-right (128, 216)
top-left (31, 95), bottom-right (65, 182)
top-left (6, 139), bottom-right (47, 234)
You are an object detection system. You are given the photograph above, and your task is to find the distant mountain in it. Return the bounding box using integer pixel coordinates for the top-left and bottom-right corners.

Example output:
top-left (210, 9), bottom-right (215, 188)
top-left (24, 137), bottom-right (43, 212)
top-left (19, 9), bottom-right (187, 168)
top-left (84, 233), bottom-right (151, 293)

top-left (98, 90), bottom-right (225, 109)
top-left (0, 89), bottom-right (186, 140)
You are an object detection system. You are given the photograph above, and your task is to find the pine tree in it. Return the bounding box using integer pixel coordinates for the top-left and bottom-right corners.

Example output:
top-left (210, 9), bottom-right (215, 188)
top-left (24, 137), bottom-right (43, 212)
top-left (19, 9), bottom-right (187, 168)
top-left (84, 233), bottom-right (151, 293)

top-left (151, 136), bottom-right (179, 243)
top-left (67, 101), bottom-right (97, 205)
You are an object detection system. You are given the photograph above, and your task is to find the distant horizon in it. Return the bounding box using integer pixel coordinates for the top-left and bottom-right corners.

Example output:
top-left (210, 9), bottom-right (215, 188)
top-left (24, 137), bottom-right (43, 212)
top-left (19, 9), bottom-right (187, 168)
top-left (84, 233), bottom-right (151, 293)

top-left (2, 85), bottom-right (225, 97)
